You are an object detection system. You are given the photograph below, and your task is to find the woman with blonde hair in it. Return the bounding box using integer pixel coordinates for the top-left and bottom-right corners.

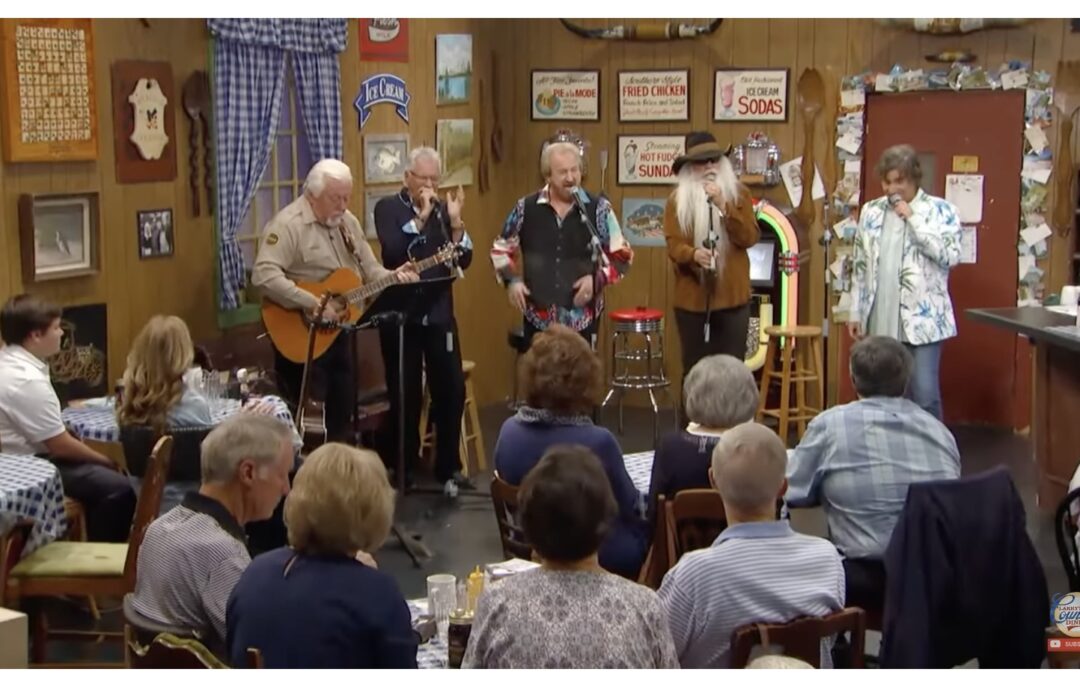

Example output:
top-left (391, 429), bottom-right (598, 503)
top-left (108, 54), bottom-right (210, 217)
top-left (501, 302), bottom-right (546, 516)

top-left (117, 315), bottom-right (211, 432)
top-left (225, 443), bottom-right (416, 668)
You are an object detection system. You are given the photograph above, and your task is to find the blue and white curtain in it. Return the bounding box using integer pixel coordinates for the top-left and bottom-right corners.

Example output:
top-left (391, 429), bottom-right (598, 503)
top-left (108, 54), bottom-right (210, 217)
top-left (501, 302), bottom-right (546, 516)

top-left (208, 19), bottom-right (347, 311)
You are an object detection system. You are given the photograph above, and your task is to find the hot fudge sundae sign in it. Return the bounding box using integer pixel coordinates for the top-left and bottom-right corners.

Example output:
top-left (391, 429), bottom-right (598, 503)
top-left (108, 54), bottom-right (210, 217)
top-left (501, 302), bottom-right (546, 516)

top-left (617, 135), bottom-right (686, 185)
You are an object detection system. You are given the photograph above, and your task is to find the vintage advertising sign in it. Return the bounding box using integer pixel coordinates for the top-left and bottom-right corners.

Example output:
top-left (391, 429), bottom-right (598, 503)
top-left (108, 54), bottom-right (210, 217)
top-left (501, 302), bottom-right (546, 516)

top-left (713, 69), bottom-right (789, 122)
top-left (530, 70), bottom-right (600, 121)
top-left (358, 19), bottom-right (409, 62)
top-left (617, 135), bottom-right (686, 185)
top-left (353, 74), bottom-right (411, 128)
top-left (618, 69), bottom-right (689, 122)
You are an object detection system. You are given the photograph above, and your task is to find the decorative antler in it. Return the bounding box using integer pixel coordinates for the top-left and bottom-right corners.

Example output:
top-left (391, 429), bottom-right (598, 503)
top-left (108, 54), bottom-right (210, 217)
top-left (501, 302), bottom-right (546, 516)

top-left (559, 19), bottom-right (722, 41)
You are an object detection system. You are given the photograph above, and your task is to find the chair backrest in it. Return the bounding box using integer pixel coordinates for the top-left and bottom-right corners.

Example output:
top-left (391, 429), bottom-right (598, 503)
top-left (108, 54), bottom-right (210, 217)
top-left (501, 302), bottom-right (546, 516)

top-left (123, 436), bottom-right (174, 588)
top-left (664, 489), bottom-right (727, 565)
top-left (246, 647), bottom-right (265, 668)
top-left (1055, 487), bottom-right (1080, 592)
top-left (123, 593), bottom-right (203, 643)
top-left (1, 520), bottom-right (32, 598)
top-left (637, 494), bottom-right (670, 589)
top-left (124, 624), bottom-right (227, 669)
top-left (730, 607), bottom-right (867, 668)
top-left (120, 425), bottom-right (212, 481)
top-left (490, 474), bottom-right (533, 561)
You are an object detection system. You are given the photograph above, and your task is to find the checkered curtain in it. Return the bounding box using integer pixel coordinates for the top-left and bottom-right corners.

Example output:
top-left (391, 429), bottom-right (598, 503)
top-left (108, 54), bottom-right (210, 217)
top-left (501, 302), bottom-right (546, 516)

top-left (207, 19), bottom-right (347, 311)
top-left (292, 53), bottom-right (343, 162)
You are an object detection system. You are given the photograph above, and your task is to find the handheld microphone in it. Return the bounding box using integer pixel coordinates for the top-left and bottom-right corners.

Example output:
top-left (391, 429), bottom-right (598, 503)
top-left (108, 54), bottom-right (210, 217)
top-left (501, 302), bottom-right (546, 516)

top-left (887, 193), bottom-right (901, 207)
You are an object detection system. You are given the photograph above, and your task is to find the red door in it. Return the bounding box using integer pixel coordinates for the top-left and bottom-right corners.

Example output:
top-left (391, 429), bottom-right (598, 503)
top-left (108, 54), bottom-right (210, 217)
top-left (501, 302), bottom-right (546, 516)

top-left (837, 90), bottom-right (1029, 428)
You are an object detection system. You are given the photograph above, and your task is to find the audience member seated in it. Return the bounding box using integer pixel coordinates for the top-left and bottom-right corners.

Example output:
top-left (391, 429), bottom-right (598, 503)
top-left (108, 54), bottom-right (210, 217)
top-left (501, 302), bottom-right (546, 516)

top-left (118, 315), bottom-right (213, 432)
top-left (659, 422), bottom-right (845, 668)
top-left (464, 445), bottom-right (678, 668)
top-left (130, 414), bottom-right (294, 650)
top-left (647, 354), bottom-right (758, 527)
top-left (493, 324), bottom-right (648, 579)
top-left (226, 443), bottom-right (416, 668)
top-left (786, 335), bottom-right (960, 612)
top-left (0, 294), bottom-right (136, 542)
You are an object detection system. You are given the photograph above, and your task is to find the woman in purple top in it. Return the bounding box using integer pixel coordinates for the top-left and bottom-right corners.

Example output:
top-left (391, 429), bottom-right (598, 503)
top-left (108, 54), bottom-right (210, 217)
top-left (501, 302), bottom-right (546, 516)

top-left (646, 354), bottom-right (760, 527)
top-left (493, 325), bottom-right (647, 579)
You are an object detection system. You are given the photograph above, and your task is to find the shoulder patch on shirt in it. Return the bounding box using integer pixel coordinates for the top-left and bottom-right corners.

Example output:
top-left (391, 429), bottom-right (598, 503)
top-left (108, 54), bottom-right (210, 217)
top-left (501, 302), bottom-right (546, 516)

top-left (266, 233), bottom-right (279, 245)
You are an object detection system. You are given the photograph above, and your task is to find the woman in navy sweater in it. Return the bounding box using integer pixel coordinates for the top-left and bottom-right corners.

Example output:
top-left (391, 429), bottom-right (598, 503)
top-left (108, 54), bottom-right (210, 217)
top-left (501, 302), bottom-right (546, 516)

top-left (226, 444), bottom-right (417, 668)
top-left (494, 324), bottom-right (648, 579)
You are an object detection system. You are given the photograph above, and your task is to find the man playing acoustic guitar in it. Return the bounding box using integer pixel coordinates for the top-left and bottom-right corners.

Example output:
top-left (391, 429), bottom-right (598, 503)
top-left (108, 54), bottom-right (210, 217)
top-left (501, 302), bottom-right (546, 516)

top-left (252, 158), bottom-right (418, 442)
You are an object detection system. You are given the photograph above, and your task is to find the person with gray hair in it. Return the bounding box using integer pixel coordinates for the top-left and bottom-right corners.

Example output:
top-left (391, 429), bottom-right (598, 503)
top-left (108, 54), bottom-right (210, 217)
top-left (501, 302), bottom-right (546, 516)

top-left (787, 335), bottom-right (960, 617)
top-left (130, 414), bottom-right (296, 650)
top-left (646, 354), bottom-right (759, 526)
top-left (659, 422), bottom-right (845, 668)
top-left (373, 145), bottom-right (474, 496)
top-left (847, 143), bottom-right (962, 420)
top-left (491, 140), bottom-right (633, 347)
top-left (252, 158), bottom-right (418, 442)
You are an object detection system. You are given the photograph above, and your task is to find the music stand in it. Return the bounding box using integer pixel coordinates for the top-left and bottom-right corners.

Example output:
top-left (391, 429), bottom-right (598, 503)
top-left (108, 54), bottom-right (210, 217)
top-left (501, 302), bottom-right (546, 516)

top-left (355, 277), bottom-right (454, 567)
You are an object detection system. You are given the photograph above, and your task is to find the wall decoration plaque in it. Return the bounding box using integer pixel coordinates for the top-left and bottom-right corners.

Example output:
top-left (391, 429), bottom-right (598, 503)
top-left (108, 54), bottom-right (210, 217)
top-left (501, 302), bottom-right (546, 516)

top-left (111, 60), bottom-right (177, 183)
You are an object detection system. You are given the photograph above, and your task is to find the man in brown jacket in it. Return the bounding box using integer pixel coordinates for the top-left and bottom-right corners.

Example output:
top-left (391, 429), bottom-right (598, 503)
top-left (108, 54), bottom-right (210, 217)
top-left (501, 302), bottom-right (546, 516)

top-left (664, 131), bottom-right (760, 376)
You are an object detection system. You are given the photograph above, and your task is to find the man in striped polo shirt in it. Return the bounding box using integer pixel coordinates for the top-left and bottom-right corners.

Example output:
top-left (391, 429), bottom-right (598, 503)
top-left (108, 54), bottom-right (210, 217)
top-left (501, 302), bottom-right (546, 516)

top-left (658, 422), bottom-right (845, 668)
top-left (131, 414), bottom-right (295, 650)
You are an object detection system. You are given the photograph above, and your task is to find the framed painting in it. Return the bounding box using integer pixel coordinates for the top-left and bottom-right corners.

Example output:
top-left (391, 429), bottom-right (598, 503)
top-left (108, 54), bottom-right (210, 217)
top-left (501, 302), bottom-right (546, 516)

top-left (18, 192), bottom-right (100, 283)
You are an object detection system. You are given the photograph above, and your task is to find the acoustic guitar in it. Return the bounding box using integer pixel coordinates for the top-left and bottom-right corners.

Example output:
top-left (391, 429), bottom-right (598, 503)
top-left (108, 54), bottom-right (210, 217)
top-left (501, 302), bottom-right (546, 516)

top-left (262, 244), bottom-right (461, 364)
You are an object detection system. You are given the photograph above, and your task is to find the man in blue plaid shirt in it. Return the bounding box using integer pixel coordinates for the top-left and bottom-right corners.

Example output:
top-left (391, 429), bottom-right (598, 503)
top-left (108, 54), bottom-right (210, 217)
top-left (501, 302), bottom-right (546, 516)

top-left (786, 335), bottom-right (960, 611)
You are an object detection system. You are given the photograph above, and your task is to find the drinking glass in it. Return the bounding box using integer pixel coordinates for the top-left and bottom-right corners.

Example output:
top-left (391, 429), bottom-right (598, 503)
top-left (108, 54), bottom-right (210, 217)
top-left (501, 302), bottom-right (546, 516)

top-left (426, 574), bottom-right (457, 642)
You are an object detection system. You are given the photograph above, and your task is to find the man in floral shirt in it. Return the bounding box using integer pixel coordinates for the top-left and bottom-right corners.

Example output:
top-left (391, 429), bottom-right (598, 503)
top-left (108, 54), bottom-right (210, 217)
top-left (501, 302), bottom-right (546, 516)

top-left (848, 144), bottom-right (962, 420)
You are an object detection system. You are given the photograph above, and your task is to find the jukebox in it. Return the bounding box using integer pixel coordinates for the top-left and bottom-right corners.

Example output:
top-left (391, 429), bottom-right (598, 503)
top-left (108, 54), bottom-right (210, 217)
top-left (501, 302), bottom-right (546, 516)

top-left (744, 199), bottom-right (803, 371)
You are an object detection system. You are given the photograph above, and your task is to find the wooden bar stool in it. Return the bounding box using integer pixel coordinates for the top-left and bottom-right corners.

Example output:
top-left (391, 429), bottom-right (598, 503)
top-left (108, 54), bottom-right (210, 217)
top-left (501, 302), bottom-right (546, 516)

top-left (419, 360), bottom-right (487, 476)
top-left (757, 325), bottom-right (824, 445)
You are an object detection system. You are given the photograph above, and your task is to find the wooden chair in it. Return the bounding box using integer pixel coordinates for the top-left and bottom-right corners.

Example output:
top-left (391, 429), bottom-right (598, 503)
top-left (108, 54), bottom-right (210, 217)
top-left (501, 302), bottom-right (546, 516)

top-left (4, 436), bottom-right (173, 665)
top-left (490, 473), bottom-right (533, 561)
top-left (664, 489), bottom-right (727, 566)
top-left (757, 325), bottom-right (824, 445)
top-left (124, 625), bottom-right (228, 669)
top-left (120, 425), bottom-right (213, 481)
top-left (730, 607), bottom-right (867, 668)
top-left (636, 495), bottom-right (670, 589)
top-left (419, 360), bottom-right (487, 477)
top-left (1054, 486), bottom-right (1080, 591)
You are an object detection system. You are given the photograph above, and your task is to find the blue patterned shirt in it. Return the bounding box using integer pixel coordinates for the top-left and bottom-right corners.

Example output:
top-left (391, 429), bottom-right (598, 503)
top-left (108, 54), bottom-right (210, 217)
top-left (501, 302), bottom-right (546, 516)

top-left (786, 396), bottom-right (961, 559)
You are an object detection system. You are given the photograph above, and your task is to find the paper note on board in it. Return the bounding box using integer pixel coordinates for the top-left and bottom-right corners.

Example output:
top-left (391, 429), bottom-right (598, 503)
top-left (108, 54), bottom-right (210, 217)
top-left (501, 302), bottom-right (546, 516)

top-left (836, 132), bottom-right (862, 155)
top-left (944, 174), bottom-right (984, 224)
top-left (844, 159), bottom-right (861, 175)
top-left (1020, 223), bottom-right (1053, 246)
top-left (1024, 126), bottom-right (1049, 154)
top-left (1018, 254), bottom-right (1036, 280)
top-left (959, 226), bottom-right (977, 264)
top-left (1001, 70), bottom-right (1029, 90)
top-left (840, 89), bottom-right (866, 108)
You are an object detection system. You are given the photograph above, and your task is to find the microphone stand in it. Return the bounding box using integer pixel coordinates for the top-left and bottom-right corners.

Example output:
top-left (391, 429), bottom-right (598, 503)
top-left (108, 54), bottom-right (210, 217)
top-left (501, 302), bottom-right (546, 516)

top-left (701, 203), bottom-right (723, 344)
top-left (574, 188), bottom-right (605, 351)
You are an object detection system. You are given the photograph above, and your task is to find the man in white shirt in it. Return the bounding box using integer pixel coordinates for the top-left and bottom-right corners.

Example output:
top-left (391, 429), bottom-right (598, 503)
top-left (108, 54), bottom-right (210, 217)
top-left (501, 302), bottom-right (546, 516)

top-left (0, 294), bottom-right (135, 542)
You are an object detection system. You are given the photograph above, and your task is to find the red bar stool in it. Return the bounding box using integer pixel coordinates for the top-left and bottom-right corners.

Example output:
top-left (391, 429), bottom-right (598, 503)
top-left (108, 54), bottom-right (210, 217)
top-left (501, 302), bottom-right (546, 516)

top-left (600, 306), bottom-right (672, 442)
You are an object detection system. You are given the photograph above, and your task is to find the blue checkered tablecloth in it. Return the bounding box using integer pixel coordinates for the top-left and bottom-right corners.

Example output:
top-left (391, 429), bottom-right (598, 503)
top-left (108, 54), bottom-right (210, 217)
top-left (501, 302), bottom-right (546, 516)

top-left (408, 598), bottom-right (448, 669)
top-left (62, 396), bottom-right (300, 447)
top-left (0, 454), bottom-right (67, 557)
top-left (624, 450), bottom-right (654, 497)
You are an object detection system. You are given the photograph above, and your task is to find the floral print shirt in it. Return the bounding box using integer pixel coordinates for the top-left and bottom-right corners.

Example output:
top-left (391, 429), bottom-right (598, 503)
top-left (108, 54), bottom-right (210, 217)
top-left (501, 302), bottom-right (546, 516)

top-left (850, 189), bottom-right (962, 345)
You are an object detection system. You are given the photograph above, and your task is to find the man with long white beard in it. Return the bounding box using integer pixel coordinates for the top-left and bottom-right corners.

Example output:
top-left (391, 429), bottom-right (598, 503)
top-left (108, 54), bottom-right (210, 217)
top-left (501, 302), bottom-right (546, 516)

top-left (664, 131), bottom-right (760, 378)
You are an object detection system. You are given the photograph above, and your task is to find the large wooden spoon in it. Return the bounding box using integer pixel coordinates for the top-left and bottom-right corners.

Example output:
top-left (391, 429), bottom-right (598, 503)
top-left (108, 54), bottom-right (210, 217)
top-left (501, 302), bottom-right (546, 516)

top-left (1052, 61), bottom-right (1080, 237)
top-left (490, 50), bottom-right (504, 163)
top-left (796, 68), bottom-right (826, 228)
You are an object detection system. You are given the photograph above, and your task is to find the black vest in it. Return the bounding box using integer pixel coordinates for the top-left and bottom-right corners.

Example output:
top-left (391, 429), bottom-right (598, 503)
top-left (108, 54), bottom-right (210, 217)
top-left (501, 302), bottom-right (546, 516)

top-left (520, 192), bottom-right (600, 309)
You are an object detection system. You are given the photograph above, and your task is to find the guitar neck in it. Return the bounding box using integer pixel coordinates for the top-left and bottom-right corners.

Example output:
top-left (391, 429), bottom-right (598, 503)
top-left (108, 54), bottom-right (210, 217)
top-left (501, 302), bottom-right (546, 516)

top-left (342, 254), bottom-right (446, 306)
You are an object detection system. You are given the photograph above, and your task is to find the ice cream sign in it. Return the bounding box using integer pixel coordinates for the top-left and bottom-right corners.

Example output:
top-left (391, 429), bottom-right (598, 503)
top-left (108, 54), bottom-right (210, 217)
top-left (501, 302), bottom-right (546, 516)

top-left (713, 69), bottom-right (789, 122)
top-left (530, 70), bottom-right (600, 121)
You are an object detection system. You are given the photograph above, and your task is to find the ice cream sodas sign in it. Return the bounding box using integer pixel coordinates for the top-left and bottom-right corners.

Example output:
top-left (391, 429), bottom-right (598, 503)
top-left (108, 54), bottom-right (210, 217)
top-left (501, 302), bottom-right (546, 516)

top-left (713, 69), bottom-right (789, 122)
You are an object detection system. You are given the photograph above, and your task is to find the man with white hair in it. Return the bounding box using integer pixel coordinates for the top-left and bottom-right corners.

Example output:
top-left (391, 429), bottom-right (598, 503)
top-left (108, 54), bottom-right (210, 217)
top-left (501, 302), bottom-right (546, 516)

top-left (130, 414), bottom-right (295, 649)
top-left (491, 141), bottom-right (632, 347)
top-left (252, 158), bottom-right (418, 441)
top-left (659, 421), bottom-right (845, 668)
top-left (663, 131), bottom-right (760, 376)
top-left (374, 147), bottom-right (474, 496)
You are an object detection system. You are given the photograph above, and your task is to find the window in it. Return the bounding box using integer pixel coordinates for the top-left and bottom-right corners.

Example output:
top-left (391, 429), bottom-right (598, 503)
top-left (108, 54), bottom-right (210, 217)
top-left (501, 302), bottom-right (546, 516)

top-left (234, 66), bottom-right (313, 302)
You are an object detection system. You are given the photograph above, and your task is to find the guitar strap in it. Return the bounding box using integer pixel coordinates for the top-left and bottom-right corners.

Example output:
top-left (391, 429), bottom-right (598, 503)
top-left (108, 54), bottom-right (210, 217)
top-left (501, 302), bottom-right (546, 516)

top-left (335, 223), bottom-right (367, 277)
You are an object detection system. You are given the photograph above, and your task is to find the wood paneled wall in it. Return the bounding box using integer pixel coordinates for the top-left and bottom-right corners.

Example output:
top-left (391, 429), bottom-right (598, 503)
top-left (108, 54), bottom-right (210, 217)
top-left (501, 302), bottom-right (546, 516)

top-left (0, 19), bottom-right (215, 387)
top-left (3, 18), bottom-right (1078, 409)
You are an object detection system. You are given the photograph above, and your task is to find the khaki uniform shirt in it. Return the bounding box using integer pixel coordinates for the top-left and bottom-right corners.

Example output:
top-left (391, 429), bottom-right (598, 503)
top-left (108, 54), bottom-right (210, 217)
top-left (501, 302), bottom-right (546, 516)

top-left (251, 195), bottom-right (391, 310)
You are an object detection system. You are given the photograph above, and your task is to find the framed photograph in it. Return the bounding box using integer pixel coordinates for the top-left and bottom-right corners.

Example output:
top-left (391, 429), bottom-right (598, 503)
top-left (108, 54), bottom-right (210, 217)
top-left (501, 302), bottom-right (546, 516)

top-left (713, 68), bottom-right (790, 122)
top-left (17, 192), bottom-right (100, 283)
top-left (621, 198), bottom-right (668, 247)
top-left (364, 187), bottom-right (399, 240)
top-left (436, 118), bottom-right (474, 187)
top-left (358, 19), bottom-right (408, 63)
top-left (137, 208), bottom-right (174, 259)
top-left (363, 133), bottom-right (410, 185)
top-left (531, 70), bottom-right (600, 121)
top-left (435, 34), bottom-right (472, 106)
top-left (616, 135), bottom-right (686, 185)
top-left (618, 69), bottom-right (690, 122)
